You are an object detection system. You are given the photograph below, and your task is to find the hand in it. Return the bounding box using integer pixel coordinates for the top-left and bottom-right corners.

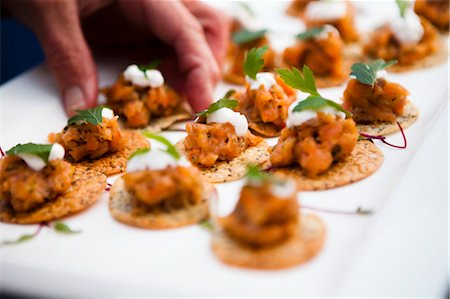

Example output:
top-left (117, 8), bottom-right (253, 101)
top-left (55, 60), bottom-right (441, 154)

top-left (5, 0), bottom-right (230, 115)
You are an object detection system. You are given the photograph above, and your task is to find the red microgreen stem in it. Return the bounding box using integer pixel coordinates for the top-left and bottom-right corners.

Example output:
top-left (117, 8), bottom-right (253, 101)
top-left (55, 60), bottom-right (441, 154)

top-left (359, 121), bottom-right (407, 149)
top-left (302, 205), bottom-right (373, 216)
top-left (0, 146), bottom-right (5, 159)
top-left (105, 182), bottom-right (112, 192)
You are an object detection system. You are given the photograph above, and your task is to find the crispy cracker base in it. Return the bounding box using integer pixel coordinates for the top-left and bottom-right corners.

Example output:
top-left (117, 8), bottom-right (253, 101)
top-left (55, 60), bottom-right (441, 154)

top-left (136, 110), bottom-right (192, 134)
top-left (271, 140), bottom-right (383, 191)
top-left (249, 122), bottom-right (282, 138)
top-left (109, 177), bottom-right (212, 229)
top-left (0, 168), bottom-right (106, 224)
top-left (176, 140), bottom-right (271, 183)
top-left (357, 101), bottom-right (419, 136)
top-left (75, 130), bottom-right (149, 176)
top-left (212, 214), bottom-right (325, 270)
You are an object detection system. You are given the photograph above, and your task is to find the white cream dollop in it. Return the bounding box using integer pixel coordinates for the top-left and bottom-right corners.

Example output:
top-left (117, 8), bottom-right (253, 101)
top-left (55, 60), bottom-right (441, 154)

top-left (286, 99), bottom-right (346, 128)
top-left (390, 9), bottom-right (424, 44)
top-left (126, 150), bottom-right (190, 173)
top-left (270, 179), bottom-right (297, 198)
top-left (206, 107), bottom-right (249, 137)
top-left (246, 72), bottom-right (277, 90)
top-left (123, 64), bottom-right (165, 88)
top-left (376, 69), bottom-right (388, 80)
top-left (305, 1), bottom-right (347, 21)
top-left (17, 143), bottom-right (65, 172)
top-left (101, 107), bottom-right (115, 119)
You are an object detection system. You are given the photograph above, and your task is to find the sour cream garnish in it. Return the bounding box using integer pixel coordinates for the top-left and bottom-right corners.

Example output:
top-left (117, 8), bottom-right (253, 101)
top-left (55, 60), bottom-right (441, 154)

top-left (246, 72), bottom-right (277, 90)
top-left (305, 1), bottom-right (347, 21)
top-left (270, 179), bottom-right (297, 198)
top-left (390, 9), bottom-right (424, 44)
top-left (206, 107), bottom-right (248, 137)
top-left (123, 64), bottom-right (165, 88)
top-left (286, 99), bottom-right (346, 128)
top-left (101, 107), bottom-right (115, 119)
top-left (17, 143), bottom-right (65, 172)
top-left (126, 150), bottom-right (190, 173)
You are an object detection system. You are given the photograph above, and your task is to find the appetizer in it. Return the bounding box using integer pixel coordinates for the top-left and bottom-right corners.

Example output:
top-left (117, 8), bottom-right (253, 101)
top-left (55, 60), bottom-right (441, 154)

top-left (363, 0), bottom-right (445, 71)
top-left (303, 0), bottom-right (359, 43)
top-left (103, 63), bottom-right (191, 131)
top-left (49, 106), bottom-right (149, 175)
top-left (0, 143), bottom-right (105, 224)
top-left (414, 0), bottom-right (449, 32)
top-left (343, 60), bottom-right (419, 135)
top-left (109, 134), bottom-right (213, 229)
top-left (176, 98), bottom-right (270, 183)
top-left (283, 25), bottom-right (348, 87)
top-left (233, 46), bottom-right (296, 137)
top-left (212, 166), bottom-right (325, 269)
top-left (286, 0), bottom-right (317, 17)
top-left (224, 26), bottom-right (275, 85)
top-left (270, 66), bottom-right (383, 190)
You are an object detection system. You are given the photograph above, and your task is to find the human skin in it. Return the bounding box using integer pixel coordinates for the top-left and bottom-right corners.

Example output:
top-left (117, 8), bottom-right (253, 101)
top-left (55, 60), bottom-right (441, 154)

top-left (4, 0), bottom-right (230, 115)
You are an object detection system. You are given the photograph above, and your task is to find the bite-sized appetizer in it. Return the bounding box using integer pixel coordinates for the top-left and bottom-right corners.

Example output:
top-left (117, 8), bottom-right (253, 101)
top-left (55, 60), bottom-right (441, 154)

top-left (102, 63), bottom-right (191, 131)
top-left (286, 0), bottom-right (317, 17)
top-left (270, 66), bottom-right (383, 190)
top-left (233, 46), bottom-right (296, 137)
top-left (176, 98), bottom-right (270, 183)
top-left (343, 60), bottom-right (419, 135)
top-left (283, 25), bottom-right (348, 87)
top-left (49, 106), bottom-right (149, 175)
top-left (224, 26), bottom-right (275, 85)
top-left (0, 143), bottom-right (105, 224)
top-left (212, 166), bottom-right (325, 269)
top-left (303, 0), bottom-right (359, 43)
top-left (363, 0), bottom-right (445, 71)
top-left (414, 0), bottom-right (449, 32)
top-left (109, 134), bottom-right (213, 229)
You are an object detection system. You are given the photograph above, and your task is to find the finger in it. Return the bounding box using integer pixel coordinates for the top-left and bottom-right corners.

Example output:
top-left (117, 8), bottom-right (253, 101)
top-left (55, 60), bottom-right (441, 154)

top-left (8, 0), bottom-right (98, 115)
top-left (182, 0), bottom-right (231, 68)
top-left (121, 0), bottom-right (219, 111)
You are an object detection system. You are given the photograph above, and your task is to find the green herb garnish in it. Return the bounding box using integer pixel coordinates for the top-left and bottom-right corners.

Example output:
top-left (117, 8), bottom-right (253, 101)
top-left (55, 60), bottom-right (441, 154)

top-left (128, 148), bottom-right (151, 160)
top-left (350, 59), bottom-right (397, 87)
top-left (138, 59), bottom-right (162, 73)
top-left (238, 2), bottom-right (255, 16)
top-left (67, 106), bottom-right (106, 126)
top-left (243, 45), bottom-right (268, 80)
top-left (141, 133), bottom-right (181, 160)
top-left (246, 164), bottom-right (272, 184)
top-left (232, 29), bottom-right (267, 45)
top-left (195, 98), bottom-right (239, 117)
top-left (53, 222), bottom-right (81, 234)
top-left (199, 219), bottom-right (213, 231)
top-left (296, 27), bottom-right (325, 40)
top-left (395, 0), bottom-right (410, 18)
top-left (276, 66), bottom-right (351, 116)
top-left (6, 143), bottom-right (53, 163)
top-left (223, 89), bottom-right (236, 99)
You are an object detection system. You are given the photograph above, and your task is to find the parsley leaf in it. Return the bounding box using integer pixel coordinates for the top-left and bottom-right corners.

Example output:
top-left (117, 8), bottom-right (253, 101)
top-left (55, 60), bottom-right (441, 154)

top-left (67, 106), bottom-right (106, 126)
top-left (128, 148), bottom-right (151, 160)
top-left (296, 27), bottom-right (325, 40)
top-left (199, 219), bottom-right (213, 231)
top-left (293, 95), bottom-right (351, 117)
top-left (350, 59), bottom-right (397, 86)
top-left (138, 59), bottom-right (162, 75)
top-left (395, 0), bottom-right (409, 18)
top-left (223, 89), bottom-right (236, 99)
top-left (1, 234), bottom-right (36, 246)
top-left (232, 29), bottom-right (267, 45)
top-left (53, 222), bottom-right (81, 234)
top-left (195, 98), bottom-right (239, 117)
top-left (243, 46), bottom-right (268, 80)
top-left (6, 143), bottom-right (53, 163)
top-left (276, 65), bottom-right (319, 96)
top-left (246, 164), bottom-right (272, 184)
top-left (141, 133), bottom-right (181, 160)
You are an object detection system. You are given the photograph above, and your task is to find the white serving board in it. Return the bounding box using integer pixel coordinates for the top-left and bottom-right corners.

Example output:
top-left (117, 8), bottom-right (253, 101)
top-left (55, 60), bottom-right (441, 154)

top-left (0, 1), bottom-right (448, 298)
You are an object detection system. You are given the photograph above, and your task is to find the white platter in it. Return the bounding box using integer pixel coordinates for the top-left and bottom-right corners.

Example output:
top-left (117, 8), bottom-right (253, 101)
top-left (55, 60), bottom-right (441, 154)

top-left (0, 1), bottom-right (448, 298)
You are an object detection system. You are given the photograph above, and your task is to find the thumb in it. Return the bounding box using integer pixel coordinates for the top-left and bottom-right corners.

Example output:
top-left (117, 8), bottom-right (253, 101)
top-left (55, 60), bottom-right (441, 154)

top-left (9, 1), bottom-right (98, 115)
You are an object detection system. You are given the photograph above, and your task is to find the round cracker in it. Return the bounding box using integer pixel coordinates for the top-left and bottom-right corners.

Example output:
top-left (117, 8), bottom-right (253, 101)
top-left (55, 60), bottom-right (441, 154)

top-left (136, 110), bottom-right (192, 134)
top-left (271, 140), bottom-right (383, 191)
top-left (356, 101), bottom-right (419, 136)
top-left (109, 177), bottom-right (213, 229)
top-left (176, 140), bottom-right (271, 183)
top-left (0, 168), bottom-right (106, 224)
top-left (212, 214), bottom-right (326, 270)
top-left (249, 121), bottom-right (281, 138)
top-left (74, 130), bottom-right (150, 176)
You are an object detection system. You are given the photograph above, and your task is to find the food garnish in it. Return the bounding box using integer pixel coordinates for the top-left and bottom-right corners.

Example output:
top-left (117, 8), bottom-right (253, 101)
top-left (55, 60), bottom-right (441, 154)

top-left (350, 59), bottom-right (397, 87)
top-left (232, 29), bottom-right (268, 45)
top-left (141, 132), bottom-right (181, 160)
top-left (396, 0), bottom-right (410, 18)
top-left (243, 45), bottom-right (268, 80)
top-left (296, 27), bottom-right (325, 40)
top-left (199, 219), bottom-right (213, 231)
top-left (53, 222), bottom-right (81, 234)
top-left (359, 122), bottom-right (408, 149)
top-left (195, 98), bottom-right (239, 117)
top-left (67, 106), bottom-right (107, 126)
top-left (6, 143), bottom-right (53, 163)
top-left (276, 66), bottom-right (351, 116)
top-left (0, 146), bottom-right (5, 159)
top-left (138, 58), bottom-right (162, 74)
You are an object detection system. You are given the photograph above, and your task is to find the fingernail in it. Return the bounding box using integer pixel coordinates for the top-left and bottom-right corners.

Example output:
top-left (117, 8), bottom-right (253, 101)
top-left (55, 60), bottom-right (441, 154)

top-left (63, 86), bottom-right (86, 113)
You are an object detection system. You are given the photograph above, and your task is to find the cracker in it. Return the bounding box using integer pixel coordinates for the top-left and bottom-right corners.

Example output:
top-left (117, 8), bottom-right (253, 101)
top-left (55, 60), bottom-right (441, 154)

top-left (176, 140), bottom-right (271, 183)
top-left (0, 168), bottom-right (106, 224)
top-left (75, 130), bottom-right (150, 176)
top-left (212, 214), bottom-right (325, 270)
top-left (136, 109), bottom-right (192, 134)
top-left (248, 122), bottom-right (281, 138)
top-left (356, 101), bottom-right (419, 136)
top-left (109, 177), bottom-right (213, 229)
top-left (271, 140), bottom-right (383, 191)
